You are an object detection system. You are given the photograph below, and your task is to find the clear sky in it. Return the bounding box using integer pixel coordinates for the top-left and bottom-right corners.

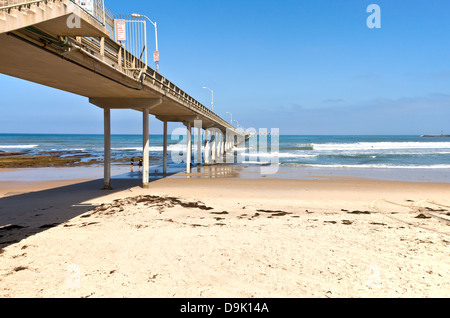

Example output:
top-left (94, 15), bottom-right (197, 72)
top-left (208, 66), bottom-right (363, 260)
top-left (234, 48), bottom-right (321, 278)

top-left (1, 0), bottom-right (450, 135)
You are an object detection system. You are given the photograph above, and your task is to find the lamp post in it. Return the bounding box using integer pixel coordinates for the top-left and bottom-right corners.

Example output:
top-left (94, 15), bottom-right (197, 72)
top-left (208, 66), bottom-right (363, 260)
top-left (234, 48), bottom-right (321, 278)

top-left (233, 119), bottom-right (240, 128)
top-left (202, 86), bottom-right (214, 112)
top-left (226, 112), bottom-right (232, 124)
top-left (132, 13), bottom-right (159, 73)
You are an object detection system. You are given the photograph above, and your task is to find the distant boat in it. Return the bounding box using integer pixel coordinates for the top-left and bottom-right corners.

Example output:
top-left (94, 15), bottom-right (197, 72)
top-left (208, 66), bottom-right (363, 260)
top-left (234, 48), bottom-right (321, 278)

top-left (421, 134), bottom-right (450, 137)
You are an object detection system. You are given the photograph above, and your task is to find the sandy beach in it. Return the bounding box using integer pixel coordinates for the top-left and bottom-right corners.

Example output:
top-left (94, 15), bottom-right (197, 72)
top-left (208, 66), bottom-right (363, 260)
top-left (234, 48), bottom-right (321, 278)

top-left (0, 165), bottom-right (449, 298)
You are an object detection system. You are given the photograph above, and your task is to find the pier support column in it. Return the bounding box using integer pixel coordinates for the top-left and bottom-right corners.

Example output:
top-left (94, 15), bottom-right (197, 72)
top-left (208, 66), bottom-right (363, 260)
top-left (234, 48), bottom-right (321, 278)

top-left (218, 133), bottom-right (222, 157)
top-left (211, 132), bottom-right (217, 163)
top-left (103, 108), bottom-right (112, 190)
top-left (186, 121), bottom-right (192, 174)
top-left (163, 120), bottom-right (168, 174)
top-left (213, 132), bottom-right (217, 162)
top-left (143, 109), bottom-right (150, 188)
top-left (197, 126), bottom-right (202, 165)
top-left (204, 129), bottom-right (211, 165)
top-left (222, 132), bottom-right (226, 156)
top-left (218, 133), bottom-right (223, 162)
top-left (225, 133), bottom-right (233, 164)
top-left (217, 133), bottom-right (222, 163)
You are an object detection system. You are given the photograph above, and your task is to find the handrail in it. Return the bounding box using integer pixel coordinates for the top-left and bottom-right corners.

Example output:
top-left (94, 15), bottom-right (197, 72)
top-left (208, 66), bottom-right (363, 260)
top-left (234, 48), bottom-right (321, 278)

top-left (0, 0), bottom-right (48, 11)
top-left (0, 0), bottom-right (237, 132)
top-left (0, 0), bottom-right (114, 31)
top-left (75, 36), bottom-right (233, 129)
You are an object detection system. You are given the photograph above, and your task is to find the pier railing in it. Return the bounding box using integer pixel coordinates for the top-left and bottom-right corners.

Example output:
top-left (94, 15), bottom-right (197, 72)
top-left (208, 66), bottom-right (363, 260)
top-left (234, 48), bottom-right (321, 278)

top-left (74, 35), bottom-right (231, 129)
top-left (0, 0), bottom-right (39, 9)
top-left (0, 0), bottom-right (234, 130)
top-left (0, 0), bottom-right (114, 32)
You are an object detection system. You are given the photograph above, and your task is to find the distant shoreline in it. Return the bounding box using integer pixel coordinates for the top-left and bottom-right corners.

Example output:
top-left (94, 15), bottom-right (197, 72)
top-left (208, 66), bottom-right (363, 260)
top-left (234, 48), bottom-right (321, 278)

top-left (421, 135), bottom-right (450, 137)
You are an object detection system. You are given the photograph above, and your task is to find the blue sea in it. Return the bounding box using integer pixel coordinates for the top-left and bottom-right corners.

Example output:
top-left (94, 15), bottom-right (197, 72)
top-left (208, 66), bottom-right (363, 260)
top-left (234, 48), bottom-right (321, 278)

top-left (1, 134), bottom-right (450, 181)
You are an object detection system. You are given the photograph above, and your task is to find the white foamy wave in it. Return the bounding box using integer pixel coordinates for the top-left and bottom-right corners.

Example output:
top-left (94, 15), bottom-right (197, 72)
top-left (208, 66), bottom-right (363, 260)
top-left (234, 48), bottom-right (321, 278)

top-left (302, 164), bottom-right (450, 169)
top-left (0, 144), bottom-right (39, 149)
top-left (169, 144), bottom-right (195, 151)
top-left (111, 144), bottom-right (203, 152)
top-left (311, 142), bottom-right (450, 151)
top-left (112, 146), bottom-right (167, 152)
top-left (244, 161), bottom-right (279, 165)
top-left (52, 148), bottom-right (87, 151)
top-left (112, 147), bottom-right (143, 151)
top-left (246, 152), bottom-right (318, 158)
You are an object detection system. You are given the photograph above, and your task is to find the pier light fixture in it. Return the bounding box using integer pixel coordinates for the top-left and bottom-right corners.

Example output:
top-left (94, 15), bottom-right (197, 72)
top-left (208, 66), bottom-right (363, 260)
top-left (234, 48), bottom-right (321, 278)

top-left (202, 86), bottom-right (214, 111)
top-left (132, 13), bottom-right (159, 73)
top-left (226, 112), bottom-right (232, 124)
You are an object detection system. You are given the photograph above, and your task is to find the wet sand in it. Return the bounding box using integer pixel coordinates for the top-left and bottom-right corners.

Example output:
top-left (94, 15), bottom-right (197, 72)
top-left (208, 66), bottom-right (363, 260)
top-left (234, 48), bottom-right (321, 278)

top-left (0, 166), bottom-right (449, 297)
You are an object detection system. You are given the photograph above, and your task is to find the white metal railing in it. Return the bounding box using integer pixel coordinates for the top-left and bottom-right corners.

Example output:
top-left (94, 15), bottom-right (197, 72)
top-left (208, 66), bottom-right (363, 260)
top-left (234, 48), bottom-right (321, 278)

top-left (73, 36), bottom-right (232, 129)
top-left (114, 14), bottom-right (148, 77)
top-left (0, 0), bottom-right (114, 31)
top-left (70, 0), bottom-right (114, 31)
top-left (0, 0), bottom-right (34, 6)
top-left (0, 0), bottom-right (235, 131)
top-left (0, 0), bottom-right (47, 10)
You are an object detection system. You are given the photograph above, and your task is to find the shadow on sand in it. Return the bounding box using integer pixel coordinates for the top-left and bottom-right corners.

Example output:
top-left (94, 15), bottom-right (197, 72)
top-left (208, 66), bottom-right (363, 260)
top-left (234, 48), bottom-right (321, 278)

top-left (0, 173), bottom-right (171, 249)
top-left (0, 164), bottom-right (241, 249)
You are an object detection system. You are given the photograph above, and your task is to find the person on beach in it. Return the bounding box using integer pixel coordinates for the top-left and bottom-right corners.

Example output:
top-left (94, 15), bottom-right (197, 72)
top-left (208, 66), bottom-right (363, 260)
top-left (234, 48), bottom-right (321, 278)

top-left (130, 157), bottom-right (134, 172)
top-left (138, 158), bottom-right (143, 172)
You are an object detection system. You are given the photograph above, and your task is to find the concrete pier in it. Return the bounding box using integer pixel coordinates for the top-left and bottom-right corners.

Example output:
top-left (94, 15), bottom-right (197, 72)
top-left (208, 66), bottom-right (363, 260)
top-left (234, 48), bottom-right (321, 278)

top-left (0, 0), bottom-right (246, 188)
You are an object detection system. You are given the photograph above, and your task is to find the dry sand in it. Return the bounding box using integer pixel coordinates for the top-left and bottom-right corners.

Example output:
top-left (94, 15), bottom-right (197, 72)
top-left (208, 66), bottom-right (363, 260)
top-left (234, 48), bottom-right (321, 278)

top-left (0, 171), bottom-right (449, 298)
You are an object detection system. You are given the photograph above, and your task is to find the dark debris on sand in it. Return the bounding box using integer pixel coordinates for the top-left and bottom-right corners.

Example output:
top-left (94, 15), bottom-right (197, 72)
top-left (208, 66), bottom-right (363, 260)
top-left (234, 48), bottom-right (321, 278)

top-left (90, 195), bottom-right (214, 216)
top-left (347, 210), bottom-right (372, 214)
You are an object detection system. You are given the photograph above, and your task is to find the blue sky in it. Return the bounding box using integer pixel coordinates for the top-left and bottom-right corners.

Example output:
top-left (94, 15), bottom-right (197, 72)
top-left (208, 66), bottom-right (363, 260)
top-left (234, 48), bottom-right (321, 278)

top-left (1, 0), bottom-right (450, 135)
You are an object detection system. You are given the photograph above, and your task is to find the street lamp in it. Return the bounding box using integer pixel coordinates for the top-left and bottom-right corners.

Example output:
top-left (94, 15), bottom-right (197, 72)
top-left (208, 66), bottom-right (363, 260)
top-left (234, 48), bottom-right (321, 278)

top-left (233, 119), bottom-right (240, 128)
top-left (226, 112), bottom-right (232, 124)
top-left (132, 13), bottom-right (159, 73)
top-left (202, 86), bottom-right (214, 112)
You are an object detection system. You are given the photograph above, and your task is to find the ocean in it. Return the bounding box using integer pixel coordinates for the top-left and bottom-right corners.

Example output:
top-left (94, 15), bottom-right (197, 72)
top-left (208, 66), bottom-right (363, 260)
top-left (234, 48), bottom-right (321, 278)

top-left (1, 134), bottom-right (450, 182)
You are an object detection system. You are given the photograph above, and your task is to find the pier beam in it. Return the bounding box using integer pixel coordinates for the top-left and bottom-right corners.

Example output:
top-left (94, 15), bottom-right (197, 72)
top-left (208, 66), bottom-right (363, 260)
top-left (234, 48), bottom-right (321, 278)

top-left (142, 109), bottom-right (150, 188)
top-left (163, 120), bottom-right (168, 174)
top-left (103, 108), bottom-right (112, 190)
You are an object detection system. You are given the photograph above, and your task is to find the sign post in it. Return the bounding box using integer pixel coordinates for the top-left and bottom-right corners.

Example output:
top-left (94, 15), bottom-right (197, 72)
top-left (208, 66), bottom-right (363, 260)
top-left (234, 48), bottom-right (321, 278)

top-left (115, 19), bottom-right (127, 42)
top-left (153, 51), bottom-right (159, 62)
